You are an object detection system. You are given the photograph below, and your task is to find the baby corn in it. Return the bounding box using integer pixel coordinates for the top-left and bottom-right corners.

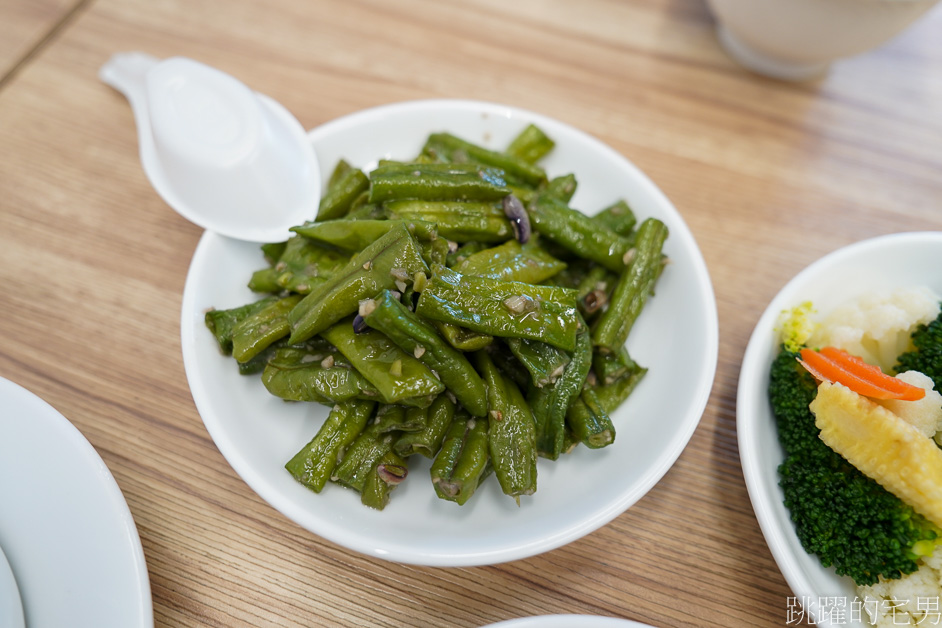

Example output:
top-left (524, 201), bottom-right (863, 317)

top-left (811, 381), bottom-right (942, 529)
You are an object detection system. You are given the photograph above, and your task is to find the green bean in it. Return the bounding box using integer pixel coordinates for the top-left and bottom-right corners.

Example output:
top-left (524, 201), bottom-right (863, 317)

top-left (592, 200), bottom-right (636, 238)
top-left (446, 241), bottom-right (488, 268)
top-left (595, 363), bottom-right (648, 414)
top-left (422, 132), bottom-right (547, 188)
top-left (332, 421), bottom-right (399, 493)
top-left (528, 194), bottom-right (636, 273)
top-left (291, 219), bottom-right (438, 252)
top-left (285, 399), bottom-right (375, 493)
top-left (361, 450), bottom-right (409, 510)
top-left (231, 294), bottom-right (303, 363)
top-left (205, 295), bottom-right (279, 355)
top-left (544, 174), bottom-right (577, 203)
top-left (592, 346), bottom-right (641, 386)
top-left (316, 165), bottom-right (369, 221)
top-left (505, 124), bottom-right (555, 165)
top-left (529, 316), bottom-right (592, 459)
top-left (384, 200), bottom-right (512, 243)
top-left (591, 217), bottom-right (669, 352)
top-left (395, 394), bottom-right (456, 458)
top-left (454, 237), bottom-right (566, 284)
top-left (417, 264), bottom-right (580, 351)
top-left (248, 268), bottom-right (281, 293)
top-left (326, 158), bottom-right (353, 187)
top-left (575, 265), bottom-right (616, 320)
top-left (362, 290), bottom-right (488, 416)
top-left (418, 236), bottom-right (450, 268)
top-left (433, 321), bottom-right (494, 352)
top-left (345, 197), bottom-right (388, 221)
top-left (474, 351), bottom-right (537, 501)
top-left (320, 320), bottom-right (444, 408)
top-left (237, 340), bottom-right (285, 376)
top-left (268, 235), bottom-right (350, 295)
top-left (261, 346), bottom-right (379, 403)
top-left (567, 387), bottom-right (615, 449)
top-left (247, 240), bottom-right (291, 293)
top-left (287, 222), bottom-right (428, 344)
top-left (261, 241), bottom-right (288, 265)
top-left (486, 345), bottom-right (532, 390)
top-left (368, 162), bottom-right (510, 204)
top-left (504, 338), bottom-right (570, 388)
top-left (430, 414), bottom-right (490, 505)
top-left (373, 404), bottom-right (429, 433)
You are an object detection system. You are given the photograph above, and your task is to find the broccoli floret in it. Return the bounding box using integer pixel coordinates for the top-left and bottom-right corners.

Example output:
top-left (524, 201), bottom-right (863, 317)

top-left (894, 309), bottom-right (942, 389)
top-left (770, 348), bottom-right (939, 586)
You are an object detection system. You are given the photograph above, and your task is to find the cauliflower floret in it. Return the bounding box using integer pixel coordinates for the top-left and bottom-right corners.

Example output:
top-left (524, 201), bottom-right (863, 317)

top-left (777, 301), bottom-right (817, 352)
top-left (858, 545), bottom-right (942, 626)
top-left (810, 287), bottom-right (940, 372)
top-left (877, 371), bottom-right (942, 439)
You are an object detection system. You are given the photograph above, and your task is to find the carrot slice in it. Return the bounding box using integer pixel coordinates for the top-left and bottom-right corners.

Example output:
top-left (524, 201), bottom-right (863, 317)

top-left (798, 347), bottom-right (925, 401)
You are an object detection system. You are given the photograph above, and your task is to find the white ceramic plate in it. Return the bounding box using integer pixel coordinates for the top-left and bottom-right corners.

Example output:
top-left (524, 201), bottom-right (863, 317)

top-left (0, 376), bottom-right (152, 627)
top-left (737, 231), bottom-right (942, 626)
top-left (484, 615), bottom-right (654, 628)
top-left (181, 99), bottom-right (718, 566)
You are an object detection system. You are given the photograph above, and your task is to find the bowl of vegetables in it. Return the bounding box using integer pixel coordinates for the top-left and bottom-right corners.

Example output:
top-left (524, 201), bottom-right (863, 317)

top-left (181, 99), bottom-right (717, 566)
top-left (738, 231), bottom-right (942, 626)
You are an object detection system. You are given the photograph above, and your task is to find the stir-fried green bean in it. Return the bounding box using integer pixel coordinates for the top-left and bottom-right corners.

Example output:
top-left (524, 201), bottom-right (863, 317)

top-left (369, 162), bottom-right (510, 204)
top-left (261, 346), bottom-right (380, 403)
top-left (416, 265), bottom-right (580, 351)
top-left (474, 351), bottom-right (538, 501)
top-left (206, 296), bottom-right (280, 355)
top-left (316, 163), bottom-right (369, 221)
top-left (362, 290), bottom-right (488, 416)
top-left (529, 316), bottom-right (593, 460)
top-left (287, 222), bottom-right (429, 344)
top-left (231, 295), bottom-right (302, 363)
top-left (385, 200), bottom-right (512, 243)
top-left (205, 124), bottom-right (669, 510)
top-left (527, 194), bottom-right (635, 273)
top-left (285, 399), bottom-right (376, 493)
top-left (321, 320), bottom-right (444, 408)
top-left (453, 237), bottom-right (566, 284)
top-left (395, 395), bottom-right (456, 458)
top-left (291, 219), bottom-right (438, 252)
top-left (430, 413), bottom-right (490, 505)
top-left (591, 217), bottom-right (669, 352)
top-left (504, 124), bottom-right (555, 165)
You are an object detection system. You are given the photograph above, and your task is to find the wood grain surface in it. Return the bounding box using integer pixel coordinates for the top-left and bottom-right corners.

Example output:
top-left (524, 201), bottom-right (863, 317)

top-left (1, 0), bottom-right (941, 626)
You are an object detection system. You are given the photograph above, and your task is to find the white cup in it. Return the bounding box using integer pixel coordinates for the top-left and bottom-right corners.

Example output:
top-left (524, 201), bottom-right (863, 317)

top-left (706, 0), bottom-right (941, 80)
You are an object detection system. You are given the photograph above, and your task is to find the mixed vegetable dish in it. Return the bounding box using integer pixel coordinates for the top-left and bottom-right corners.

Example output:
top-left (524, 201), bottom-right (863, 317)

top-left (771, 288), bottom-right (942, 625)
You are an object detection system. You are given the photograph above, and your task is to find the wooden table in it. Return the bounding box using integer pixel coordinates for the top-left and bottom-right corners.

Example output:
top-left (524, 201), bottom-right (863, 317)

top-left (1, 1), bottom-right (940, 625)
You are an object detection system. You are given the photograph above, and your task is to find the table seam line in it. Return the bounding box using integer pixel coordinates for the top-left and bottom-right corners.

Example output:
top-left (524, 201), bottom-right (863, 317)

top-left (0, 0), bottom-right (97, 93)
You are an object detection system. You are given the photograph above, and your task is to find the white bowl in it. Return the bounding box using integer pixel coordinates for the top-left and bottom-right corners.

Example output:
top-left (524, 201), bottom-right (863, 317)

top-left (484, 616), bottom-right (653, 628)
top-left (738, 231), bottom-right (942, 625)
top-left (706, 0), bottom-right (942, 80)
top-left (181, 99), bottom-right (718, 566)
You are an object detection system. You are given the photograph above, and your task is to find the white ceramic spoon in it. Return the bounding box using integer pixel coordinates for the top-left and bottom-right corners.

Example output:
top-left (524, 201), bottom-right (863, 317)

top-left (0, 543), bottom-right (25, 628)
top-left (99, 52), bottom-right (320, 243)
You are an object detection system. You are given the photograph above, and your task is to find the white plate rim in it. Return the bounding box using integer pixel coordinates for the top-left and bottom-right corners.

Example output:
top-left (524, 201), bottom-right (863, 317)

top-left (737, 230), bottom-right (942, 623)
top-left (181, 98), bottom-right (719, 566)
top-left (483, 614), bottom-right (655, 628)
top-left (0, 376), bottom-right (153, 627)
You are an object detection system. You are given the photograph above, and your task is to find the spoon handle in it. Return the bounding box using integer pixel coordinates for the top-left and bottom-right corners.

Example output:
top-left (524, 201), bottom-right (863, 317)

top-left (99, 52), bottom-right (161, 165)
top-left (99, 52), bottom-right (160, 105)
